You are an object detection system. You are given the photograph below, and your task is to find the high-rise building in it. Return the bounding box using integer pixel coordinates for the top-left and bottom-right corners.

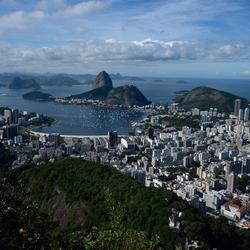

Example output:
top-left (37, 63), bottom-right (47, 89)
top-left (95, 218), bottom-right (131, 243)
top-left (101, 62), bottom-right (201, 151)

top-left (244, 107), bottom-right (249, 121)
top-left (4, 109), bottom-right (12, 124)
top-left (239, 109), bottom-right (244, 120)
top-left (108, 131), bottom-right (118, 148)
top-left (234, 99), bottom-right (241, 116)
top-left (227, 172), bottom-right (236, 193)
top-left (3, 124), bottom-right (18, 139)
top-left (11, 109), bottom-right (19, 124)
top-left (131, 169), bottom-right (146, 186)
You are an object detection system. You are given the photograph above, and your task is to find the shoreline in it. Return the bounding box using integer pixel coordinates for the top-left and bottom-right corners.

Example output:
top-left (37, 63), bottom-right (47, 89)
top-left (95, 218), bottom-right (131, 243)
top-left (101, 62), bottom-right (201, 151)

top-left (30, 130), bottom-right (125, 139)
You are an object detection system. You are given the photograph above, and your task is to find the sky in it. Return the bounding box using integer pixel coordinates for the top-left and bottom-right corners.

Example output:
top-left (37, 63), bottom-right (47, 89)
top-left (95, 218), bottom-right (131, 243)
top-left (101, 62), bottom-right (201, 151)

top-left (0, 0), bottom-right (250, 78)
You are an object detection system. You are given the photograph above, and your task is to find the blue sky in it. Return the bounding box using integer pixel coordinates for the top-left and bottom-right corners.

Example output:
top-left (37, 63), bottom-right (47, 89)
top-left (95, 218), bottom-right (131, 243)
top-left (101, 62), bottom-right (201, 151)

top-left (0, 0), bottom-right (250, 78)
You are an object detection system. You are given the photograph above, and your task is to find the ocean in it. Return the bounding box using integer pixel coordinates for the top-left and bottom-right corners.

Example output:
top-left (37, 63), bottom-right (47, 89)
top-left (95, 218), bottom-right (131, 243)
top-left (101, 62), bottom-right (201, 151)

top-left (0, 77), bottom-right (249, 135)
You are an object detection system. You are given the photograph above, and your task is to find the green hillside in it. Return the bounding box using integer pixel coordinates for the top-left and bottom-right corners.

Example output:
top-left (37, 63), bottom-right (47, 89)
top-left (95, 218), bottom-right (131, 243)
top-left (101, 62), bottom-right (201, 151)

top-left (175, 86), bottom-right (249, 113)
top-left (1, 159), bottom-right (250, 249)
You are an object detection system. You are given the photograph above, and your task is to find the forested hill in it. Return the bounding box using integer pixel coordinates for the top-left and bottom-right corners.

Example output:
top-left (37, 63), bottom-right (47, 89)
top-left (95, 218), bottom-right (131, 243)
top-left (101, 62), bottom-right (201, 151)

top-left (175, 86), bottom-right (249, 113)
top-left (1, 159), bottom-right (250, 249)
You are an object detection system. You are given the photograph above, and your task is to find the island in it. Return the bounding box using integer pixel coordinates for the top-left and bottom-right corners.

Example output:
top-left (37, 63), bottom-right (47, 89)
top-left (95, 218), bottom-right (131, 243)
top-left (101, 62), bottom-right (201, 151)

top-left (8, 77), bottom-right (40, 90)
top-left (176, 80), bottom-right (188, 84)
top-left (22, 91), bottom-right (55, 101)
top-left (154, 79), bottom-right (164, 82)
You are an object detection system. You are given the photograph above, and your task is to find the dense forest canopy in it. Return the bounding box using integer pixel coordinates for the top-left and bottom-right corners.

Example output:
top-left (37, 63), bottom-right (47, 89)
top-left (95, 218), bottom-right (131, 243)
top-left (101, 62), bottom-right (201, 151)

top-left (0, 158), bottom-right (250, 249)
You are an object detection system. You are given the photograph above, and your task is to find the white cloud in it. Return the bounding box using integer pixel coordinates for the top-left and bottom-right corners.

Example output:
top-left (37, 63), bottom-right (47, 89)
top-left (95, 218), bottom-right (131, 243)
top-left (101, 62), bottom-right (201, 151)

top-left (0, 39), bottom-right (250, 69)
top-left (0, 10), bottom-right (45, 31)
top-left (0, 1), bottom-right (108, 33)
top-left (36, 0), bottom-right (107, 17)
top-left (60, 1), bottom-right (107, 17)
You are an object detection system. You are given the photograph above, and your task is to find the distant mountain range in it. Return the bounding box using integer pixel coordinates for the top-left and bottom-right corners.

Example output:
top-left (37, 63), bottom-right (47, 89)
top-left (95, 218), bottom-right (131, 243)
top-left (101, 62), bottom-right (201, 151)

top-left (175, 86), bottom-right (249, 113)
top-left (0, 72), bottom-right (145, 87)
top-left (8, 77), bottom-right (40, 90)
top-left (69, 71), bottom-right (150, 107)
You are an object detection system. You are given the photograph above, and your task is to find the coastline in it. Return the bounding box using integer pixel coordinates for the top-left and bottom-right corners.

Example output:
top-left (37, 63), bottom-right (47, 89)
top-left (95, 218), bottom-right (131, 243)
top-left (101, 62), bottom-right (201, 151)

top-left (30, 130), bottom-right (111, 139)
top-left (24, 118), bottom-right (57, 135)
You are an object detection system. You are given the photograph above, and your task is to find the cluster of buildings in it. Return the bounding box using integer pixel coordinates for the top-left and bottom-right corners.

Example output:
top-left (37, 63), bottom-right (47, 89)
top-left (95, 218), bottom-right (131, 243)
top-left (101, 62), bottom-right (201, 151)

top-left (1, 98), bottom-right (250, 229)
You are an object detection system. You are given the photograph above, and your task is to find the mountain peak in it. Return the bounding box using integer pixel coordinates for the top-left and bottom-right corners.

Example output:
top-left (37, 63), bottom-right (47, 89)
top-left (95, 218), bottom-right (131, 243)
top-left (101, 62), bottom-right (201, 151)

top-left (92, 71), bottom-right (113, 90)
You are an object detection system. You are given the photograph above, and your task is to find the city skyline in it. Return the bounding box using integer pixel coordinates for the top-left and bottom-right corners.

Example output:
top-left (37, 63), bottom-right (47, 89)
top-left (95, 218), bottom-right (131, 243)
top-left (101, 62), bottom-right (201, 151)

top-left (0, 0), bottom-right (250, 78)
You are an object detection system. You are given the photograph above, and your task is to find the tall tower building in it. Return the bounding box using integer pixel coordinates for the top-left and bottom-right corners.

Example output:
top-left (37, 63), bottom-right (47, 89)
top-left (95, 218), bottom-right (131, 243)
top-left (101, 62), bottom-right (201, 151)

top-left (4, 109), bottom-right (12, 124)
top-left (108, 131), bottom-right (118, 148)
top-left (244, 107), bottom-right (249, 121)
top-left (227, 172), bottom-right (236, 193)
top-left (239, 109), bottom-right (244, 120)
top-left (234, 99), bottom-right (241, 116)
top-left (11, 109), bottom-right (19, 124)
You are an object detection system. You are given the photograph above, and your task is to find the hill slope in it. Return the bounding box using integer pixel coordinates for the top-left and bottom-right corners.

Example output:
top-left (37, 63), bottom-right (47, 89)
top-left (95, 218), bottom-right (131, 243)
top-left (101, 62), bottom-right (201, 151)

top-left (69, 85), bottom-right (112, 100)
top-left (17, 159), bottom-right (176, 248)
top-left (106, 85), bottom-right (151, 106)
top-left (175, 86), bottom-right (249, 113)
top-left (1, 158), bottom-right (250, 249)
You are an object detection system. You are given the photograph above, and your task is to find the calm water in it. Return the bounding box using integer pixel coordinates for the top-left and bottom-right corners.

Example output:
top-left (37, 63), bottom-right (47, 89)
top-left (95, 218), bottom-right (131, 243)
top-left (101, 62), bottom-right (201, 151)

top-left (0, 77), bottom-right (250, 135)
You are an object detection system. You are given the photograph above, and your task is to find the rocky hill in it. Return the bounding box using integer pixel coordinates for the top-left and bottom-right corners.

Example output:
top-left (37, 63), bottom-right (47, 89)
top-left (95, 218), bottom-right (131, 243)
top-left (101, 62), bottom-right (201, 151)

top-left (175, 86), bottom-right (249, 113)
top-left (69, 71), bottom-right (150, 106)
top-left (106, 85), bottom-right (151, 106)
top-left (8, 77), bottom-right (40, 90)
top-left (92, 71), bottom-right (113, 90)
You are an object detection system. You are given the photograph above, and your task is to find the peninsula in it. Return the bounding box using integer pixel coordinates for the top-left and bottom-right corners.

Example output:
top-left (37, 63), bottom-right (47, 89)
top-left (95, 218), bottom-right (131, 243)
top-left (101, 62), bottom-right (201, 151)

top-left (67, 71), bottom-right (151, 107)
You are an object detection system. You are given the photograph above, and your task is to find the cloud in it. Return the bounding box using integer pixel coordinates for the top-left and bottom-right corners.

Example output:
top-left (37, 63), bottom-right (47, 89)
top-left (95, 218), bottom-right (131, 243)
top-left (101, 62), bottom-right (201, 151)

top-left (0, 10), bottom-right (45, 31)
top-left (60, 1), bottom-right (107, 17)
top-left (123, 0), bottom-right (250, 41)
top-left (0, 39), bottom-right (250, 69)
top-left (0, 1), bottom-right (108, 33)
top-left (36, 0), bottom-right (108, 17)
